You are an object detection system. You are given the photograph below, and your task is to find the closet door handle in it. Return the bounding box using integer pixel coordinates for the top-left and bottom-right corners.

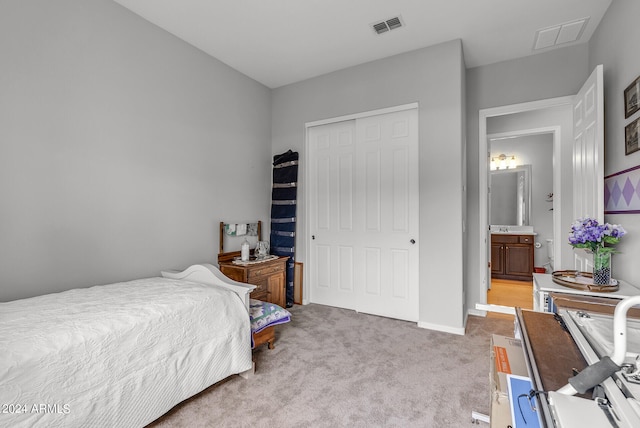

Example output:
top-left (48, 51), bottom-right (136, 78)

top-left (410, 239), bottom-right (416, 244)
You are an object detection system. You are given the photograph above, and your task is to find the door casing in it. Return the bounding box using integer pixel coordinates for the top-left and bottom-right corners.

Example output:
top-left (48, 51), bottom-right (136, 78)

top-left (474, 96), bottom-right (573, 316)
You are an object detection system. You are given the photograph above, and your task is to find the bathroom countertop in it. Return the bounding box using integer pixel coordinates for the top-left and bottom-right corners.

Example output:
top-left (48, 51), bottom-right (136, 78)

top-left (490, 225), bottom-right (536, 235)
top-left (491, 231), bottom-right (537, 235)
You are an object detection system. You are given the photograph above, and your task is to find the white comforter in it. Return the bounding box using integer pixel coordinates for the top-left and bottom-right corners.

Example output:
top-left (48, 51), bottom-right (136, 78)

top-left (0, 277), bottom-right (252, 428)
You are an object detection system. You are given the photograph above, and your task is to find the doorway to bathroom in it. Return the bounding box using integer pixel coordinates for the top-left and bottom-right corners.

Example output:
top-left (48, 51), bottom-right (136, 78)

top-left (487, 129), bottom-right (555, 310)
top-left (476, 95), bottom-right (573, 317)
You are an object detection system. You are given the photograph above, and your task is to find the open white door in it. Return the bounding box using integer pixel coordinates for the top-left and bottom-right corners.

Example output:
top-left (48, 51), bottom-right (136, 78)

top-left (572, 65), bottom-right (605, 271)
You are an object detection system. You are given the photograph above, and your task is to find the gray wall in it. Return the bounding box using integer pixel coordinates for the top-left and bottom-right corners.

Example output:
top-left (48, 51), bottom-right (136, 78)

top-left (590, 0), bottom-right (640, 287)
top-left (465, 46), bottom-right (589, 312)
top-left (272, 40), bottom-right (466, 332)
top-left (0, 0), bottom-right (272, 301)
top-left (7, 0), bottom-right (636, 332)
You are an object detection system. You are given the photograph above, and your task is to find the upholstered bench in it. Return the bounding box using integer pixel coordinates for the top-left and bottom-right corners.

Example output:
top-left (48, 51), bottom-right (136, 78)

top-left (249, 299), bottom-right (291, 350)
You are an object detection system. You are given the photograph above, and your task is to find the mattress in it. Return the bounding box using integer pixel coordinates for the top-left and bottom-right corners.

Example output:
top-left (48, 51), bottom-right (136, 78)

top-left (0, 277), bottom-right (252, 427)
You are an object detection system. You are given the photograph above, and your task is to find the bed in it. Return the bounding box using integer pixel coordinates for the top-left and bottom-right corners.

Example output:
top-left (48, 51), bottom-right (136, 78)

top-left (0, 264), bottom-right (255, 428)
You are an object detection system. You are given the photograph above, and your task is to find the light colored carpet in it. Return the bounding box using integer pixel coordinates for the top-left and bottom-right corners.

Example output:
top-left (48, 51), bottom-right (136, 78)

top-left (149, 304), bottom-right (514, 428)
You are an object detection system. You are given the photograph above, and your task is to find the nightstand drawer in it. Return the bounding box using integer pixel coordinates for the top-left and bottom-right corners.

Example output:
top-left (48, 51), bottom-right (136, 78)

top-left (248, 263), bottom-right (285, 279)
top-left (251, 282), bottom-right (266, 291)
top-left (251, 287), bottom-right (268, 301)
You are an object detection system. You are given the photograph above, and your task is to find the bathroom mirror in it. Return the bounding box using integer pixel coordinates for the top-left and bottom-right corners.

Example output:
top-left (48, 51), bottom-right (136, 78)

top-left (490, 164), bottom-right (531, 226)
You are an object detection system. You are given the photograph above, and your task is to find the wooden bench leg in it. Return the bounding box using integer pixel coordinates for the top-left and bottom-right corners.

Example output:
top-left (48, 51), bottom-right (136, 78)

top-left (252, 326), bottom-right (276, 350)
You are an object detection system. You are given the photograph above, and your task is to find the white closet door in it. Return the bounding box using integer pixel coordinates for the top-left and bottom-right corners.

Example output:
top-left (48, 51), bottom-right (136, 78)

top-left (308, 108), bottom-right (419, 322)
top-left (353, 110), bottom-right (419, 321)
top-left (573, 65), bottom-right (604, 271)
top-left (308, 120), bottom-right (358, 310)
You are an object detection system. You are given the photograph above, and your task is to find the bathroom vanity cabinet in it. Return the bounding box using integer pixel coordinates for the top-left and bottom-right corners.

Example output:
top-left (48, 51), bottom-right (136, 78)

top-left (491, 234), bottom-right (534, 281)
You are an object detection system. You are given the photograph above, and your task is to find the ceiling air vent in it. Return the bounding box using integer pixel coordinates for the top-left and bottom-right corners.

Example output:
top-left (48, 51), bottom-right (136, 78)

top-left (372, 16), bottom-right (404, 35)
top-left (533, 17), bottom-right (590, 50)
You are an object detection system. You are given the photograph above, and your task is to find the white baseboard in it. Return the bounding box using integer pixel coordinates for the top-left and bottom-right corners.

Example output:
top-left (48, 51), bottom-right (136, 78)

top-left (475, 303), bottom-right (515, 315)
top-left (467, 308), bottom-right (487, 317)
top-left (417, 321), bottom-right (465, 335)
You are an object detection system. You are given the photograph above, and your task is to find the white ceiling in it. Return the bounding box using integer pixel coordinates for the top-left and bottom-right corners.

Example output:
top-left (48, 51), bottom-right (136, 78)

top-left (112, 0), bottom-right (612, 89)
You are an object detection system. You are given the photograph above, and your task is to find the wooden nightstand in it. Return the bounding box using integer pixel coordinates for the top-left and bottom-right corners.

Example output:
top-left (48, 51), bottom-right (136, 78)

top-left (218, 256), bottom-right (288, 308)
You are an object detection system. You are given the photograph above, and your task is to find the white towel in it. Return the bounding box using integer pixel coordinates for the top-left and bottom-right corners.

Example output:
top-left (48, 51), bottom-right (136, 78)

top-left (236, 223), bottom-right (247, 236)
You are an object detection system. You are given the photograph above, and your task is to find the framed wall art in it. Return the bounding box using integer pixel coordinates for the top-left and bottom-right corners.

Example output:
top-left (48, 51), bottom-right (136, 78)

top-left (626, 117), bottom-right (640, 155)
top-left (624, 75), bottom-right (640, 118)
top-left (604, 164), bottom-right (640, 213)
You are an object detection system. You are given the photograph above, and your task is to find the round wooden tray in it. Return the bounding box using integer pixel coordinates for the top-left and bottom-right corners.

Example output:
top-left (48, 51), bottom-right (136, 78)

top-left (551, 270), bottom-right (619, 292)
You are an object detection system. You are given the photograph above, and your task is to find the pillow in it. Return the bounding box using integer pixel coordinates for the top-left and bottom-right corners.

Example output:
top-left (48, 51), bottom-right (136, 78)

top-left (249, 299), bottom-right (291, 334)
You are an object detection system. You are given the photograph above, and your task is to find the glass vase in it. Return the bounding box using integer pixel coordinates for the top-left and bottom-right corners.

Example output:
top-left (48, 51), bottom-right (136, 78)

top-left (592, 251), bottom-right (612, 285)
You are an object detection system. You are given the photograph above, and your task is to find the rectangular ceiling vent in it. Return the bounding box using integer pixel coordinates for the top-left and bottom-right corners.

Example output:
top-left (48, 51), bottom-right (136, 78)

top-left (533, 17), bottom-right (590, 50)
top-left (372, 16), bottom-right (404, 35)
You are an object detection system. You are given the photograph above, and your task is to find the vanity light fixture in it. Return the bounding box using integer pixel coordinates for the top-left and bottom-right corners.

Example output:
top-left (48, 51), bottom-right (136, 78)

top-left (499, 155), bottom-right (507, 170)
top-left (490, 154), bottom-right (517, 170)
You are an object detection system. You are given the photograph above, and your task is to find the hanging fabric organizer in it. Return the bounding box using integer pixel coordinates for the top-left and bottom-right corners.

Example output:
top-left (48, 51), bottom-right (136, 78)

top-left (270, 150), bottom-right (299, 308)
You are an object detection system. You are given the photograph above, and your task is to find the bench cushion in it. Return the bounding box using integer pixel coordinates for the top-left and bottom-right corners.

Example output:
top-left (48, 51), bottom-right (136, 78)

top-left (249, 299), bottom-right (291, 334)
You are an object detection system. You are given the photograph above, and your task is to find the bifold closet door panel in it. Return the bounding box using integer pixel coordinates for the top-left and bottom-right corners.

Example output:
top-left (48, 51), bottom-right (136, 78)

top-left (307, 120), bottom-right (358, 311)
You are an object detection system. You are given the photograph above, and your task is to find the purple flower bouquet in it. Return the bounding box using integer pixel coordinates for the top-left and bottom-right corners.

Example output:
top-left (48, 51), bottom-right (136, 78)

top-left (568, 218), bottom-right (626, 284)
